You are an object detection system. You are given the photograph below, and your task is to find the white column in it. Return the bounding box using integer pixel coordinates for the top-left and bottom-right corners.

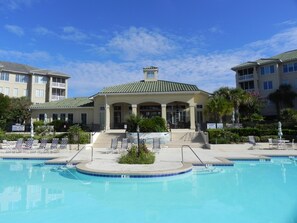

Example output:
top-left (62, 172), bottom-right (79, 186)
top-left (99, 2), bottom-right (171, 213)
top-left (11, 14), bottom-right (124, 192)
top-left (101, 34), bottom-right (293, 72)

top-left (161, 104), bottom-right (167, 123)
top-left (132, 104), bottom-right (137, 115)
top-left (48, 76), bottom-right (52, 102)
top-left (105, 105), bottom-right (110, 131)
top-left (190, 105), bottom-right (195, 130)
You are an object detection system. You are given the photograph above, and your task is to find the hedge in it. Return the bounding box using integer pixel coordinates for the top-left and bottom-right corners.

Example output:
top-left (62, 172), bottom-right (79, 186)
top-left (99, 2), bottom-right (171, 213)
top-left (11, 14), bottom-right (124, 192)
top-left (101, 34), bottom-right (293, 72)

top-left (208, 128), bottom-right (297, 144)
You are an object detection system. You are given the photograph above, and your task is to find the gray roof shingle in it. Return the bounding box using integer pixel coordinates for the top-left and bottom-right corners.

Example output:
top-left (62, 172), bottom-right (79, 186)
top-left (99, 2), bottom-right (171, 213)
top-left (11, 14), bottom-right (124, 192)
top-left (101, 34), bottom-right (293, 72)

top-left (231, 49), bottom-right (297, 70)
top-left (95, 80), bottom-right (201, 95)
top-left (31, 97), bottom-right (93, 109)
top-left (0, 61), bottom-right (70, 77)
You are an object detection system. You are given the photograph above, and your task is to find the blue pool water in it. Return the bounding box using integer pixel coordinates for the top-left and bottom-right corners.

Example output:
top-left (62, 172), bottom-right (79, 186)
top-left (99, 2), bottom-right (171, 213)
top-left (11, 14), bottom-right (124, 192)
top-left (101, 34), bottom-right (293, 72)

top-left (0, 158), bottom-right (297, 223)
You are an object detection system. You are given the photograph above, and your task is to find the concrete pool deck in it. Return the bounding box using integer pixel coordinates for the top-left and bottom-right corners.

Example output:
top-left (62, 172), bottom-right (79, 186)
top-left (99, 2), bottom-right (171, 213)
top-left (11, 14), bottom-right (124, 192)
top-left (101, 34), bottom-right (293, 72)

top-left (1, 142), bottom-right (297, 177)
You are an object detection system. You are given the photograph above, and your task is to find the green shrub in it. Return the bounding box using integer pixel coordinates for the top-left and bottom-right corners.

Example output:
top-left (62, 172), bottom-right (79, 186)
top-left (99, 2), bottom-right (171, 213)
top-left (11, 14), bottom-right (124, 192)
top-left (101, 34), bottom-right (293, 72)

top-left (33, 120), bottom-right (44, 129)
top-left (126, 115), bottom-right (167, 132)
top-left (67, 125), bottom-right (90, 144)
top-left (208, 130), bottom-right (240, 144)
top-left (118, 145), bottom-right (155, 164)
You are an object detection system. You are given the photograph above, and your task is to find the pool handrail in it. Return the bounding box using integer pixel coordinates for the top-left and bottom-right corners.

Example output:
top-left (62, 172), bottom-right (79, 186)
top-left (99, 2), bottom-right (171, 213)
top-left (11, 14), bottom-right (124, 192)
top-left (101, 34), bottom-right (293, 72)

top-left (181, 145), bottom-right (206, 167)
top-left (66, 144), bottom-right (94, 165)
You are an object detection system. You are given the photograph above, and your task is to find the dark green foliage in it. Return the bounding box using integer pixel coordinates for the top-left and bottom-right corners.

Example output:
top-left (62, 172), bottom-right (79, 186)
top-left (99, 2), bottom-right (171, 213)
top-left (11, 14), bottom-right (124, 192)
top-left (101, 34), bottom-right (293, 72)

top-left (126, 115), bottom-right (167, 132)
top-left (126, 114), bottom-right (142, 132)
top-left (269, 84), bottom-right (297, 117)
top-left (49, 120), bottom-right (68, 132)
top-left (208, 127), bottom-right (297, 144)
top-left (67, 125), bottom-right (90, 144)
top-left (33, 120), bottom-right (44, 129)
top-left (118, 144), bottom-right (155, 164)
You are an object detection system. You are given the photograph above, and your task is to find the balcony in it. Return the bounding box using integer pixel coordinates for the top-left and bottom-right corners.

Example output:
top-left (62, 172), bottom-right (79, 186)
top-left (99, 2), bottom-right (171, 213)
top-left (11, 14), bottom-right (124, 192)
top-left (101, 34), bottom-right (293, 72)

top-left (51, 95), bottom-right (66, 101)
top-left (52, 82), bottom-right (66, 88)
top-left (238, 74), bottom-right (254, 81)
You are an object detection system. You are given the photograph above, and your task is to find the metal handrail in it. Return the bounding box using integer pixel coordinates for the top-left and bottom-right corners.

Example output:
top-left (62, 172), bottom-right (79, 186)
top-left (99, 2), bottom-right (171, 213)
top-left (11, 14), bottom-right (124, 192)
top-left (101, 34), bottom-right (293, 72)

top-left (66, 145), bottom-right (94, 165)
top-left (181, 145), bottom-right (206, 167)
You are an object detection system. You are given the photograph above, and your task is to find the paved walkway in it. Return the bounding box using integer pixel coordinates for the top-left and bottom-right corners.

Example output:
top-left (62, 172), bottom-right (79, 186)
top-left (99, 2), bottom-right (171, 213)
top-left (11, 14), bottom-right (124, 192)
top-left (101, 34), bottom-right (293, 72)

top-left (1, 143), bottom-right (297, 177)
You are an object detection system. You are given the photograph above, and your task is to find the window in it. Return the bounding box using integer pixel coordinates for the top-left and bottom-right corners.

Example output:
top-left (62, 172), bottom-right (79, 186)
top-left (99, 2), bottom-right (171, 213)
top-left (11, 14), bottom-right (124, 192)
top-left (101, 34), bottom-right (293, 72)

top-left (39, 114), bottom-right (45, 121)
top-left (15, 74), bottom-right (28, 83)
top-left (60, 113), bottom-right (66, 121)
top-left (263, 81), bottom-right (273, 90)
top-left (239, 81), bottom-right (254, 90)
top-left (52, 114), bottom-right (58, 121)
top-left (147, 71), bottom-right (155, 79)
top-left (81, 113), bottom-right (87, 125)
top-left (13, 88), bottom-right (18, 97)
top-left (35, 89), bottom-right (44, 98)
top-left (68, 113), bottom-right (73, 124)
top-left (282, 80), bottom-right (289, 85)
top-left (4, 87), bottom-right (9, 95)
top-left (260, 65), bottom-right (275, 75)
top-left (283, 62), bottom-right (297, 73)
top-left (196, 105), bottom-right (203, 109)
top-left (23, 89), bottom-right (28, 97)
top-left (0, 72), bottom-right (9, 81)
top-left (52, 77), bottom-right (66, 83)
top-left (35, 75), bottom-right (48, 84)
top-left (238, 68), bottom-right (253, 76)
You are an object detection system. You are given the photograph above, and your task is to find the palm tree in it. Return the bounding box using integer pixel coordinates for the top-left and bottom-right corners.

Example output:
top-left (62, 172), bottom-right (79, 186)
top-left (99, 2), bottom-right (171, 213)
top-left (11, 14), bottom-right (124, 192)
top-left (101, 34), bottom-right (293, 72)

top-left (204, 95), bottom-right (233, 123)
top-left (229, 88), bottom-right (247, 123)
top-left (268, 84), bottom-right (297, 117)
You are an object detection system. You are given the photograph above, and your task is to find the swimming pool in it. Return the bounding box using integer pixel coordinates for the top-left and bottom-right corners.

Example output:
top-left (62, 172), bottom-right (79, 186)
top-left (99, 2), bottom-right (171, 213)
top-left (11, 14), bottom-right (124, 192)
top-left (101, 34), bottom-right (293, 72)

top-left (0, 158), bottom-right (297, 223)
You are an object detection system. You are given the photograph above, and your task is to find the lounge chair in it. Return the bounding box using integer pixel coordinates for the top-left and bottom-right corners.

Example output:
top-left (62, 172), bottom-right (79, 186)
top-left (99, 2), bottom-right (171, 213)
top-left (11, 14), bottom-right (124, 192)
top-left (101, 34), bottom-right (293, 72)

top-left (268, 138), bottom-right (278, 149)
top-left (45, 138), bottom-right (59, 153)
top-left (152, 138), bottom-right (161, 153)
top-left (108, 138), bottom-right (118, 153)
top-left (22, 138), bottom-right (34, 153)
top-left (120, 138), bottom-right (128, 152)
top-left (1, 140), bottom-right (12, 152)
top-left (248, 136), bottom-right (259, 149)
top-left (36, 139), bottom-right (47, 153)
top-left (59, 138), bottom-right (68, 150)
top-left (9, 138), bottom-right (23, 153)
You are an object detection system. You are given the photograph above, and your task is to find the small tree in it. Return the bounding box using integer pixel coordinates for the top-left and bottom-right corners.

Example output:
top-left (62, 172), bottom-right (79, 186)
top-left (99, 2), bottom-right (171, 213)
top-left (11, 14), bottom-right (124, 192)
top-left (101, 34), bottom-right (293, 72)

top-left (68, 125), bottom-right (89, 144)
top-left (269, 84), bottom-right (297, 118)
top-left (204, 95), bottom-right (233, 123)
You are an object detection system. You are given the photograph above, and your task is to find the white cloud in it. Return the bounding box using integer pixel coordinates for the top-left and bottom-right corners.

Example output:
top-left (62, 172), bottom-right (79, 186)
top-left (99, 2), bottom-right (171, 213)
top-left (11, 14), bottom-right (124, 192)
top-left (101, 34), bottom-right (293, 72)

top-left (104, 27), bottom-right (176, 59)
top-left (4, 24), bottom-right (24, 36)
top-left (0, 0), bottom-right (37, 10)
top-left (34, 26), bottom-right (54, 36)
top-left (58, 26), bottom-right (297, 97)
top-left (245, 27), bottom-right (297, 55)
top-left (34, 25), bottom-right (89, 42)
top-left (0, 49), bottom-right (51, 62)
top-left (60, 26), bottom-right (88, 41)
top-left (208, 26), bottom-right (223, 34)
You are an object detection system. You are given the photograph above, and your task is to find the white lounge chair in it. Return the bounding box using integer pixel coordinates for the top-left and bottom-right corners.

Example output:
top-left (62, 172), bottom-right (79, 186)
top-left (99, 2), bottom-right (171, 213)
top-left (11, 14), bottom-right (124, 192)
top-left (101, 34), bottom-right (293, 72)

top-left (268, 138), bottom-right (278, 149)
top-left (248, 136), bottom-right (259, 149)
top-left (120, 138), bottom-right (128, 153)
top-left (59, 138), bottom-right (68, 150)
top-left (45, 138), bottom-right (59, 153)
top-left (152, 138), bottom-right (161, 153)
top-left (109, 138), bottom-right (118, 153)
top-left (37, 139), bottom-right (47, 153)
top-left (22, 138), bottom-right (34, 153)
top-left (9, 138), bottom-right (23, 153)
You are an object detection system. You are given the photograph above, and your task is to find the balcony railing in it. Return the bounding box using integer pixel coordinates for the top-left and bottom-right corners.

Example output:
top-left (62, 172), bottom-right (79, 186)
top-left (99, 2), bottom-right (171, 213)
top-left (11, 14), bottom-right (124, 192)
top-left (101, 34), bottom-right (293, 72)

top-left (52, 82), bottom-right (66, 88)
top-left (238, 74), bottom-right (253, 81)
top-left (51, 95), bottom-right (66, 101)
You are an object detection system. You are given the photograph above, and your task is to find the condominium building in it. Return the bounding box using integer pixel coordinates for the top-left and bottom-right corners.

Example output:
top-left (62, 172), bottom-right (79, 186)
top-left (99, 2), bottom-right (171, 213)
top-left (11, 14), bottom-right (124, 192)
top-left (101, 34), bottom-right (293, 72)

top-left (231, 50), bottom-right (297, 116)
top-left (0, 61), bottom-right (70, 103)
top-left (31, 66), bottom-right (210, 131)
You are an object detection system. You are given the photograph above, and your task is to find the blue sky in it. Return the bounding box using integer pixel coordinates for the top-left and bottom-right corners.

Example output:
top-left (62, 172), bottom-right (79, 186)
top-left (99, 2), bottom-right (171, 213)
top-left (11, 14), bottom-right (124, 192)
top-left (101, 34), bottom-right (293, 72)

top-left (1, 0), bottom-right (297, 97)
